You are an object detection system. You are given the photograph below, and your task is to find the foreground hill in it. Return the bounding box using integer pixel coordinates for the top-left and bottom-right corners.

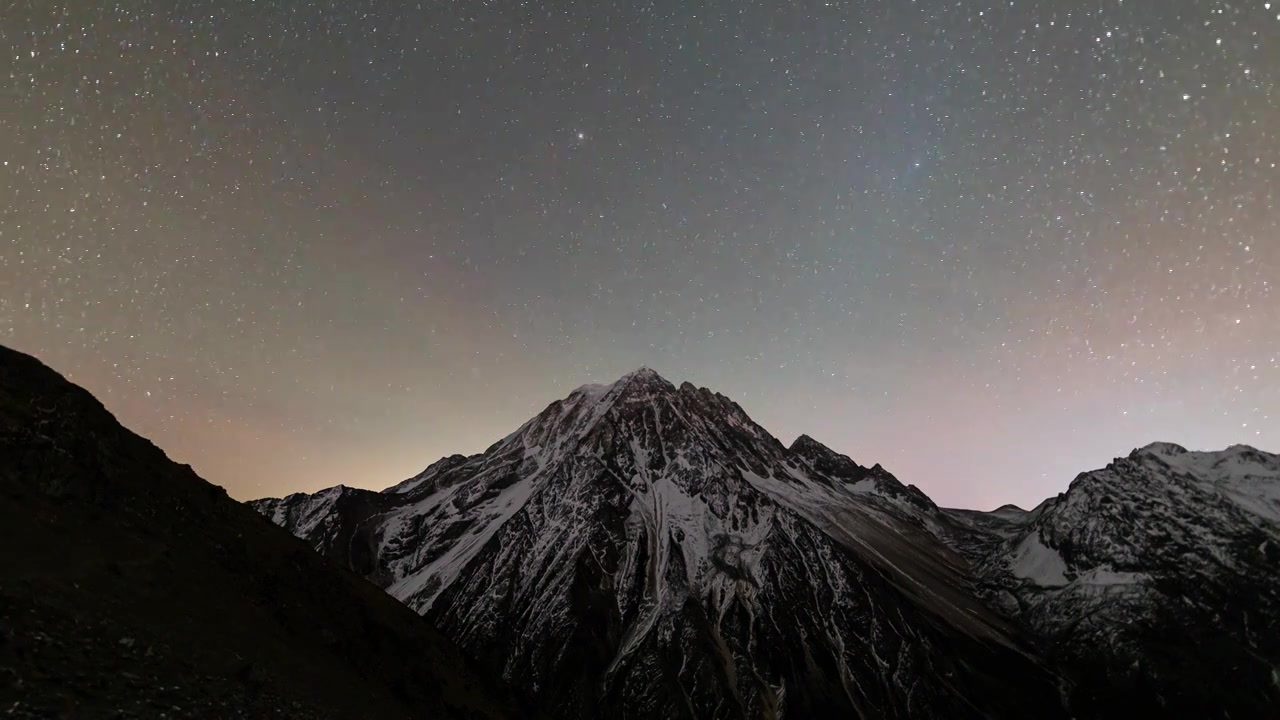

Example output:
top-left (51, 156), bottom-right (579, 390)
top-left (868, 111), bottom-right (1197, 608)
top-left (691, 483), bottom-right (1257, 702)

top-left (0, 345), bottom-right (530, 719)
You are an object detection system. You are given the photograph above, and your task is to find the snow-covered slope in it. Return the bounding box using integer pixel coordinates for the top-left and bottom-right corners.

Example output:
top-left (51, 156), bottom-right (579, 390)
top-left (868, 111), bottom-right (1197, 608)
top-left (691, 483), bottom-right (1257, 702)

top-left (254, 369), bottom-right (1063, 719)
top-left (252, 371), bottom-right (1280, 719)
top-left (943, 442), bottom-right (1280, 718)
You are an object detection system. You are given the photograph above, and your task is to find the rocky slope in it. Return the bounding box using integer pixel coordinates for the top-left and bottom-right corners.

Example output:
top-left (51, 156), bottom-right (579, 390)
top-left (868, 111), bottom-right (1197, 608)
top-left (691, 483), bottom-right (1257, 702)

top-left (255, 369), bottom-right (1065, 719)
top-left (0, 345), bottom-right (532, 720)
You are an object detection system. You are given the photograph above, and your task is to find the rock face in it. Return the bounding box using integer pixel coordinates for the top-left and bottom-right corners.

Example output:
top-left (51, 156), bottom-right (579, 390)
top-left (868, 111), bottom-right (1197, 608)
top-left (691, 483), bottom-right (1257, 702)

top-left (0, 344), bottom-right (531, 720)
top-left (945, 442), bottom-right (1280, 718)
top-left (255, 369), bottom-right (1065, 719)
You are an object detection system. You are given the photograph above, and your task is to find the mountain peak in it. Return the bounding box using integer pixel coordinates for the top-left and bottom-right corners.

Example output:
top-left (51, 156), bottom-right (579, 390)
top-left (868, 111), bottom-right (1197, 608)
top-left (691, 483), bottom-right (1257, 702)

top-left (790, 433), bottom-right (836, 457)
top-left (624, 365), bottom-right (663, 380)
top-left (1136, 441), bottom-right (1189, 457)
top-left (615, 365), bottom-right (672, 390)
top-left (570, 366), bottom-right (673, 401)
top-left (790, 433), bottom-right (819, 449)
top-left (1131, 442), bottom-right (1273, 469)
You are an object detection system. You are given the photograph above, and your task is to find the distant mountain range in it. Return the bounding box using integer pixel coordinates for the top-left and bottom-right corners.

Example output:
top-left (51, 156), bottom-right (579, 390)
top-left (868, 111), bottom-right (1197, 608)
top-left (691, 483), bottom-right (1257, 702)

top-left (252, 367), bottom-right (1280, 718)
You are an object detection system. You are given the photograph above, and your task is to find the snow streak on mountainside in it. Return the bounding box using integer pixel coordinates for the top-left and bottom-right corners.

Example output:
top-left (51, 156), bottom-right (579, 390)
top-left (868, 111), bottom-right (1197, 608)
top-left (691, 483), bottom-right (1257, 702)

top-left (255, 369), bottom-right (1063, 719)
top-left (254, 370), bottom-right (1280, 719)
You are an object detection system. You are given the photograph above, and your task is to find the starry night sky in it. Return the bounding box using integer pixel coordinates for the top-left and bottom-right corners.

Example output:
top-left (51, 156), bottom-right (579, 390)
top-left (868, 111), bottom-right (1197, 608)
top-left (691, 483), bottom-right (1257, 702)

top-left (4, 0), bottom-right (1277, 509)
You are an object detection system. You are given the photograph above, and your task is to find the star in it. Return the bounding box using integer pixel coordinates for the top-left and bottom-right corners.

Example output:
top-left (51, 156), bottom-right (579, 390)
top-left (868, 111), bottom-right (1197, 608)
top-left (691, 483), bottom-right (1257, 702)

top-left (4, 0), bottom-right (1276, 510)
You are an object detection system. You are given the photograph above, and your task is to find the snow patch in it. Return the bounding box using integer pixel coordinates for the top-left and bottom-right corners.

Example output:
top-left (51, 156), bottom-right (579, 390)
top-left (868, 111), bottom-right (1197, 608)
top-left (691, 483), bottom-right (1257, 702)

top-left (1009, 533), bottom-right (1070, 587)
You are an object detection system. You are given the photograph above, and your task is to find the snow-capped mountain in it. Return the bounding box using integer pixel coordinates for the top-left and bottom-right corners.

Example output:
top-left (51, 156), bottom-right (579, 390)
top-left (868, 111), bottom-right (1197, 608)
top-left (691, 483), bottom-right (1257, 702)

top-left (944, 442), bottom-right (1280, 718)
top-left (255, 369), bottom-right (1062, 718)
top-left (253, 369), bottom-right (1280, 718)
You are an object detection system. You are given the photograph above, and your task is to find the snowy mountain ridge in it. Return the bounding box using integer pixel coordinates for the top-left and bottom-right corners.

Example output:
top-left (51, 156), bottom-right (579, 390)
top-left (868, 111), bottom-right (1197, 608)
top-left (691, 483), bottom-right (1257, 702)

top-left (253, 368), bottom-right (1280, 719)
top-left (942, 440), bottom-right (1280, 717)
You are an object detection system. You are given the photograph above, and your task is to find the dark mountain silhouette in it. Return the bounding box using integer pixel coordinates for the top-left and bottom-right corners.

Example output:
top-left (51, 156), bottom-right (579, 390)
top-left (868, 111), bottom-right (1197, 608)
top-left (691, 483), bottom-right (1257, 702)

top-left (0, 344), bottom-right (532, 719)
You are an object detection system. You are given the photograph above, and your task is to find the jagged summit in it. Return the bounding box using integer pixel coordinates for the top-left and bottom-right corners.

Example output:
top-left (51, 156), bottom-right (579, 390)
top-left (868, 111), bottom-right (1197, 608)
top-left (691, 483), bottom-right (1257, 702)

top-left (789, 433), bottom-right (824, 451)
top-left (1134, 441), bottom-right (1269, 463)
top-left (1129, 442), bottom-right (1275, 482)
top-left (1137, 441), bottom-right (1189, 456)
top-left (0, 343), bottom-right (530, 719)
top-left (572, 366), bottom-right (672, 396)
top-left (789, 432), bottom-right (864, 472)
top-left (624, 365), bottom-right (664, 381)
